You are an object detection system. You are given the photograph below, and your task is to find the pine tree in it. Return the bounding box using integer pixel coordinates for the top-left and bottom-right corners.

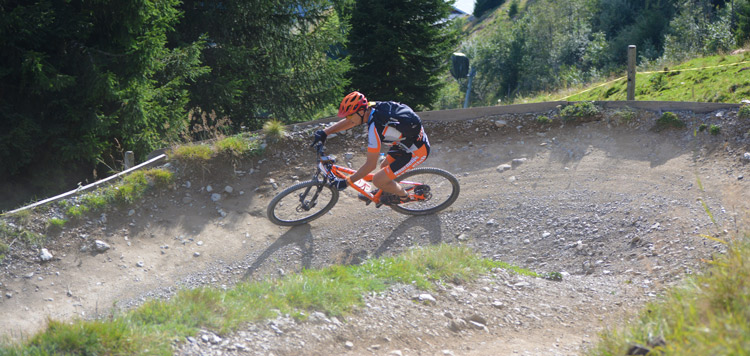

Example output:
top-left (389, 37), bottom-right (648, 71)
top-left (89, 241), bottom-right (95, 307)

top-left (0, 0), bottom-right (205, 208)
top-left (173, 0), bottom-right (353, 130)
top-left (474, 0), bottom-right (505, 18)
top-left (347, 0), bottom-right (459, 109)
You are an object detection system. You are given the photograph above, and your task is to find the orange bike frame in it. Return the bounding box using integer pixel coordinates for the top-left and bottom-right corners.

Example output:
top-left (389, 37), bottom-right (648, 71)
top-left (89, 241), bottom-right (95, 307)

top-left (324, 163), bottom-right (422, 205)
top-left (328, 165), bottom-right (385, 204)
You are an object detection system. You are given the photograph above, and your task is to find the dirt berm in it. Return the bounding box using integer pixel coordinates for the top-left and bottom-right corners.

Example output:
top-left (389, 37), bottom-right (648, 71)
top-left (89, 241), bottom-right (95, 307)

top-left (1, 102), bottom-right (749, 355)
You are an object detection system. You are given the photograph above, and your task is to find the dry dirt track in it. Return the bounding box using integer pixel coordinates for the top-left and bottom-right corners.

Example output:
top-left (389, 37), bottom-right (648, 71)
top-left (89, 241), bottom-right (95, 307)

top-left (1, 104), bottom-right (749, 355)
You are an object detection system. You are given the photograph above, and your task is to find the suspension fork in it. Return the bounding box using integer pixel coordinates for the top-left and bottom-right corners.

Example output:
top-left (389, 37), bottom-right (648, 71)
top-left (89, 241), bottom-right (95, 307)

top-left (297, 165), bottom-right (331, 210)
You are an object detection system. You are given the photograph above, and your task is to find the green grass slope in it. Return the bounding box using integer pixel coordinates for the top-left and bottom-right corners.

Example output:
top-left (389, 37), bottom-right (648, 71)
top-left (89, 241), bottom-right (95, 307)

top-left (559, 51), bottom-right (750, 103)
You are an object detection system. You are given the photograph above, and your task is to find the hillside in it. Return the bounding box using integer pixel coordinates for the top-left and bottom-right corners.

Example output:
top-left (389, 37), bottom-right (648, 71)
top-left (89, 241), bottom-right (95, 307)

top-left (1, 102), bottom-right (749, 354)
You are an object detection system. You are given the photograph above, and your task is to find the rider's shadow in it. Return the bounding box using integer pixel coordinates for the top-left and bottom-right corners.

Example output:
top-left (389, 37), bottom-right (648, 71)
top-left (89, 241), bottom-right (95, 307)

top-left (242, 224), bottom-right (314, 280)
top-left (372, 214), bottom-right (444, 258)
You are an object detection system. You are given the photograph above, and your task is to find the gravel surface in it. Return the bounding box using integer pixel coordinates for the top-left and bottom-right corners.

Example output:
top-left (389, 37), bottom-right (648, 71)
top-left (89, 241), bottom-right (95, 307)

top-left (1, 106), bottom-right (749, 355)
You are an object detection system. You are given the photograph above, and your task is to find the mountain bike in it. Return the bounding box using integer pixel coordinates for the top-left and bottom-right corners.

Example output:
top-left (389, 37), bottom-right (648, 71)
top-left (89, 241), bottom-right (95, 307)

top-left (266, 143), bottom-right (460, 226)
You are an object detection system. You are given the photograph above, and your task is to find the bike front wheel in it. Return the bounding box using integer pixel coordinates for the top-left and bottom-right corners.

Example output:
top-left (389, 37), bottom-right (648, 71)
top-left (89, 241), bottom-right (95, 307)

top-left (267, 180), bottom-right (339, 226)
top-left (389, 167), bottom-right (460, 216)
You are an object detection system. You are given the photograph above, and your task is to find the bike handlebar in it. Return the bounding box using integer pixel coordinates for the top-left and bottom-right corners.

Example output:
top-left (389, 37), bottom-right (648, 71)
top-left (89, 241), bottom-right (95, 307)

top-left (313, 142), bottom-right (326, 156)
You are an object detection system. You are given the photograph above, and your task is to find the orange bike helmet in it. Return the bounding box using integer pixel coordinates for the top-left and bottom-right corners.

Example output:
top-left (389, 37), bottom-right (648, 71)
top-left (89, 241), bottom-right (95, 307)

top-left (337, 91), bottom-right (368, 118)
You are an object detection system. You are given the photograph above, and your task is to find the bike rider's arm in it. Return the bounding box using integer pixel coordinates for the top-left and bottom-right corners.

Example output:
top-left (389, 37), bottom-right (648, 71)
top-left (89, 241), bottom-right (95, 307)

top-left (347, 150), bottom-right (379, 184)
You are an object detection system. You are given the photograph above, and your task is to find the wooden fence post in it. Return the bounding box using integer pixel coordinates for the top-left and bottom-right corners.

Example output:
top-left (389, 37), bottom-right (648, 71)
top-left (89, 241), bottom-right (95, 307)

top-left (627, 45), bottom-right (636, 101)
top-left (124, 151), bottom-right (135, 170)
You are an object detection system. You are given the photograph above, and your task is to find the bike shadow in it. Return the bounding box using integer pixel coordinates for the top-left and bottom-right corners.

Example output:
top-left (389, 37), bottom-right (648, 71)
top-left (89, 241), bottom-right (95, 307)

top-left (242, 224), bottom-right (314, 280)
top-left (372, 214), bottom-right (444, 259)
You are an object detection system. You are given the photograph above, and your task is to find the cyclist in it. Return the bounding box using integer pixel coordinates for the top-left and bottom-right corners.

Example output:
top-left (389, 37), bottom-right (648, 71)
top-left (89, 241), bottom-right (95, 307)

top-left (311, 91), bottom-right (430, 205)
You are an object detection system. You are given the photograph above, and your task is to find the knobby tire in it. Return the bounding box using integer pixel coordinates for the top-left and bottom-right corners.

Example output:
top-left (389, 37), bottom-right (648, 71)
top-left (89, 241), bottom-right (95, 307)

top-left (389, 167), bottom-right (460, 216)
top-left (267, 180), bottom-right (339, 226)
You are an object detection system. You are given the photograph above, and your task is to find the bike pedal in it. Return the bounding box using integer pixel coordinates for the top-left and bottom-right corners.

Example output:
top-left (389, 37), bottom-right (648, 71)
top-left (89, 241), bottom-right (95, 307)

top-left (357, 193), bottom-right (372, 206)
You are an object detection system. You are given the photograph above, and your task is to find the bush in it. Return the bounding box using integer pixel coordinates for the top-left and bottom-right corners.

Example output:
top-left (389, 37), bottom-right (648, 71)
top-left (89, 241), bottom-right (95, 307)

top-left (536, 115), bottom-right (551, 124)
top-left (655, 112), bottom-right (685, 130)
top-left (560, 102), bottom-right (600, 123)
top-left (709, 124), bottom-right (721, 135)
top-left (262, 119), bottom-right (287, 142)
top-left (611, 107), bottom-right (636, 125)
top-left (46, 218), bottom-right (66, 234)
top-left (169, 144), bottom-right (213, 162)
top-left (62, 168), bottom-right (174, 219)
top-left (739, 104), bottom-right (750, 119)
top-left (215, 134), bottom-right (263, 158)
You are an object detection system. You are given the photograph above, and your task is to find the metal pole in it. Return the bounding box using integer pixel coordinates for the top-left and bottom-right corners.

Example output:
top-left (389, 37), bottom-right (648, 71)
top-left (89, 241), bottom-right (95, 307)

top-left (464, 67), bottom-right (476, 108)
top-left (627, 45), bottom-right (636, 101)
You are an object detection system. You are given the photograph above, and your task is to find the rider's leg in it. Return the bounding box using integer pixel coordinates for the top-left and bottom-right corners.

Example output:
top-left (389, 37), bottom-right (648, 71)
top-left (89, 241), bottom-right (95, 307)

top-left (372, 170), bottom-right (407, 197)
top-left (373, 145), bottom-right (429, 200)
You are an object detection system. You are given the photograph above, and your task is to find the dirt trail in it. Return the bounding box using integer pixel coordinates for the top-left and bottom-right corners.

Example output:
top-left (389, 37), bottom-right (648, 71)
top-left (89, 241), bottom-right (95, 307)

top-left (1, 108), bottom-right (749, 355)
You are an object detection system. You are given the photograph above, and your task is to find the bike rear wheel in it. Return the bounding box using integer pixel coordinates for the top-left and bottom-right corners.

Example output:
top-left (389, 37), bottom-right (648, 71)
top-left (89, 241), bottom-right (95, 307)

top-left (267, 180), bottom-right (339, 226)
top-left (389, 167), bottom-right (460, 216)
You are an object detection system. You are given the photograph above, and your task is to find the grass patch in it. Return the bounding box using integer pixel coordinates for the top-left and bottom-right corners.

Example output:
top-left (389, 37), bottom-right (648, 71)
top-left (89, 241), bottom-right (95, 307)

top-left (560, 101), bottom-right (600, 123)
top-left (536, 115), bottom-right (551, 124)
top-left (611, 107), bottom-right (637, 125)
top-left (0, 220), bottom-right (45, 252)
top-left (655, 111), bottom-right (685, 130)
top-left (0, 241), bottom-right (8, 262)
top-left (262, 119), bottom-right (287, 142)
top-left (46, 218), bottom-right (66, 234)
top-left (60, 168), bottom-right (174, 220)
top-left (169, 144), bottom-right (213, 162)
top-left (561, 52), bottom-right (750, 103)
top-left (739, 104), bottom-right (750, 119)
top-left (0, 244), bottom-right (542, 355)
top-left (709, 124), bottom-right (721, 135)
top-left (215, 134), bottom-right (263, 158)
top-left (587, 234), bottom-right (750, 355)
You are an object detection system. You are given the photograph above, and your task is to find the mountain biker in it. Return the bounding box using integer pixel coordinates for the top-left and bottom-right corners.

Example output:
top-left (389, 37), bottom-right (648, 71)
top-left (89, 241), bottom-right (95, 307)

top-left (311, 91), bottom-right (430, 205)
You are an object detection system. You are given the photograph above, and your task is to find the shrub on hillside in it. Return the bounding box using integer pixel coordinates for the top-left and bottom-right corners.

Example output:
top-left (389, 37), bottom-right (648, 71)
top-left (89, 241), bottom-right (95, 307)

top-left (739, 104), bottom-right (750, 119)
top-left (560, 102), bottom-right (601, 123)
top-left (262, 119), bottom-right (287, 143)
top-left (655, 112), bottom-right (686, 130)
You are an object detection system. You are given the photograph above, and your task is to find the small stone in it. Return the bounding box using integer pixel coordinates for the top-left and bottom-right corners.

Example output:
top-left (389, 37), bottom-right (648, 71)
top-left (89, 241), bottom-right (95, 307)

top-left (193, 252), bottom-right (201, 257)
top-left (416, 293), bottom-right (436, 304)
top-left (94, 240), bottom-right (111, 252)
top-left (128, 209), bottom-right (135, 216)
top-left (136, 261), bottom-right (144, 267)
top-left (449, 319), bottom-right (466, 332)
top-left (496, 164), bottom-right (511, 172)
top-left (345, 341), bottom-right (354, 350)
top-left (224, 186), bottom-right (233, 193)
top-left (39, 248), bottom-right (53, 262)
top-left (206, 185), bottom-right (213, 192)
top-left (211, 193), bottom-right (221, 202)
